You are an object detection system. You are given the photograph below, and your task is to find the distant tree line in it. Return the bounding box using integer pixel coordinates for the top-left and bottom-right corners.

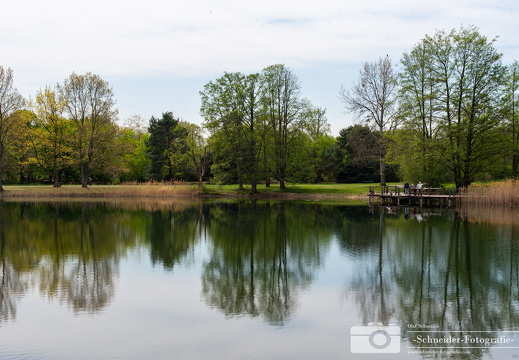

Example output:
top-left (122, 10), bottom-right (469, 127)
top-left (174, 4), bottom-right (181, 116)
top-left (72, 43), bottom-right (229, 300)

top-left (0, 25), bottom-right (517, 190)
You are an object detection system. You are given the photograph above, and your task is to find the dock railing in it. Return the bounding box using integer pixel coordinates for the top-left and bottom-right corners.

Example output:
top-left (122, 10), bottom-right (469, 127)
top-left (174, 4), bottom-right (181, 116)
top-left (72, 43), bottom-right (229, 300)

top-left (371, 185), bottom-right (446, 196)
top-left (368, 185), bottom-right (461, 207)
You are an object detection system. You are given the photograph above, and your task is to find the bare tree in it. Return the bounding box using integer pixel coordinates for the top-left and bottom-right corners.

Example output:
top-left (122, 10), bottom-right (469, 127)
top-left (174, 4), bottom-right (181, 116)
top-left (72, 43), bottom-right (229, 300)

top-left (340, 57), bottom-right (398, 186)
top-left (0, 67), bottom-right (25, 191)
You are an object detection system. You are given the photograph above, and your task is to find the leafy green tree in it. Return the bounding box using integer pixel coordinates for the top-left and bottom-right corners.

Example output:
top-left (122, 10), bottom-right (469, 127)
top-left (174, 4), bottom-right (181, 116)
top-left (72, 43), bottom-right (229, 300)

top-left (0, 67), bottom-right (25, 190)
top-left (201, 72), bottom-right (265, 192)
top-left (399, 26), bottom-right (505, 188)
top-left (285, 129), bottom-right (313, 182)
top-left (299, 102), bottom-right (334, 182)
top-left (397, 40), bottom-right (445, 185)
top-left (32, 86), bottom-right (73, 186)
top-left (333, 125), bottom-right (380, 183)
top-left (183, 122), bottom-right (209, 188)
top-left (10, 110), bottom-right (42, 184)
top-left (300, 100), bottom-right (330, 140)
top-left (502, 61), bottom-right (519, 178)
top-left (118, 118), bottom-right (150, 183)
top-left (59, 72), bottom-right (118, 187)
top-left (262, 64), bottom-right (303, 189)
top-left (201, 73), bottom-right (246, 187)
top-left (310, 134), bottom-right (336, 183)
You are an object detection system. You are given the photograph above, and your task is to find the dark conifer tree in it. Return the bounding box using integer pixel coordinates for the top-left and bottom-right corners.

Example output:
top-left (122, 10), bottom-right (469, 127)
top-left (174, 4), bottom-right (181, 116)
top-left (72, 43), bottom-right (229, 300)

top-left (146, 112), bottom-right (181, 181)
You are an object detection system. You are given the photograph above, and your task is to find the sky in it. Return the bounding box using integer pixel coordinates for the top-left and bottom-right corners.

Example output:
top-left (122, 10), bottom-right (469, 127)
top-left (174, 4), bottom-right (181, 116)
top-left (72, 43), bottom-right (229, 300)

top-left (2, 0), bottom-right (518, 135)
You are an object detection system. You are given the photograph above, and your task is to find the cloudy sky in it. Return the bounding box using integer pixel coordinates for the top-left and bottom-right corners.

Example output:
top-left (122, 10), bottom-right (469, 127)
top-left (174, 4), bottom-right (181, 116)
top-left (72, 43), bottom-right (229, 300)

top-left (2, 0), bottom-right (518, 135)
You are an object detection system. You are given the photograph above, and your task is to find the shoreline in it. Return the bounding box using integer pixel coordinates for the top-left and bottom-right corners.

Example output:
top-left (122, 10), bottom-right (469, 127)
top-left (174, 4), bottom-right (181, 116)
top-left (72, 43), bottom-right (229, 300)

top-left (0, 184), bottom-right (369, 202)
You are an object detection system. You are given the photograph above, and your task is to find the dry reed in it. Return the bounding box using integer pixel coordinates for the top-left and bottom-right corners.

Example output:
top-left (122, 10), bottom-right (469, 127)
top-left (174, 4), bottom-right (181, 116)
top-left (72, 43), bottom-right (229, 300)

top-left (458, 205), bottom-right (519, 225)
top-left (461, 180), bottom-right (519, 207)
top-left (0, 183), bottom-right (201, 199)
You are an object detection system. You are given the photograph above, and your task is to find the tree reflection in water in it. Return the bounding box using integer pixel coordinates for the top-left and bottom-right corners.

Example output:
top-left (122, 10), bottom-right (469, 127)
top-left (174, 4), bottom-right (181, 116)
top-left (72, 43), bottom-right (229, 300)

top-left (1, 197), bottom-right (519, 360)
top-left (201, 201), bottom-right (331, 325)
top-left (347, 206), bottom-right (519, 358)
top-left (0, 201), bottom-right (127, 320)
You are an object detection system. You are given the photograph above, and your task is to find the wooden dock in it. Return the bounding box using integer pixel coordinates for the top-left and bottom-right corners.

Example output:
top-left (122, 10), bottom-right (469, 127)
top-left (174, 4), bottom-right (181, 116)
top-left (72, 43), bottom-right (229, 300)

top-left (367, 186), bottom-right (460, 207)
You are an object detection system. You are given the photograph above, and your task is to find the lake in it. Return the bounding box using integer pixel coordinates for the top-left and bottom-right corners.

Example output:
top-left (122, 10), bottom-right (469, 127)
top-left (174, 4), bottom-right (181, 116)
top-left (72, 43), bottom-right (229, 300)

top-left (1, 199), bottom-right (519, 359)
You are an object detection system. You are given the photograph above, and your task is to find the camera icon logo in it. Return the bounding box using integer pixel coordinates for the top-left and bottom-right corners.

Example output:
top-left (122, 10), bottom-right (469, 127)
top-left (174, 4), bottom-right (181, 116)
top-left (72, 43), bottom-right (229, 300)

top-left (350, 323), bottom-right (401, 353)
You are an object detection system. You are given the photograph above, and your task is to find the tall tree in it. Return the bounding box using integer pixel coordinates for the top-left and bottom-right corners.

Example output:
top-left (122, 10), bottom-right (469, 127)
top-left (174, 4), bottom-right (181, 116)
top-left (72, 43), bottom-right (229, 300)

top-left (503, 61), bottom-right (519, 177)
top-left (262, 64), bottom-right (302, 189)
top-left (300, 100), bottom-right (330, 141)
top-left (146, 112), bottom-right (184, 181)
top-left (33, 86), bottom-right (71, 187)
top-left (396, 26), bottom-right (506, 187)
top-left (333, 125), bottom-right (380, 183)
top-left (59, 72), bottom-right (118, 187)
top-left (201, 72), bottom-right (265, 192)
top-left (340, 56), bottom-right (398, 186)
top-left (397, 41), bottom-right (444, 184)
top-left (241, 73), bottom-right (265, 192)
top-left (11, 110), bottom-right (40, 184)
top-left (299, 101), bottom-right (334, 182)
top-left (119, 115), bottom-right (150, 182)
top-left (183, 122), bottom-right (208, 188)
top-left (0, 67), bottom-right (25, 191)
top-left (427, 26), bottom-right (504, 187)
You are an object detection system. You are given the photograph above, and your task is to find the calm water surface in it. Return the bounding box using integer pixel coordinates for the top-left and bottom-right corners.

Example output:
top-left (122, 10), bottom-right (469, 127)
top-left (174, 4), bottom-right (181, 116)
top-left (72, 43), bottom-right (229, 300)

top-left (1, 200), bottom-right (519, 360)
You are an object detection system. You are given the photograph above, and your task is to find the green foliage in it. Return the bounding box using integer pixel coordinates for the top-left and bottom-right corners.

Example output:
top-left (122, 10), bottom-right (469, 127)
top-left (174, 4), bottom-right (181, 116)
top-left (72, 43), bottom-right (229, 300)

top-left (333, 125), bottom-right (380, 183)
top-left (119, 129), bottom-right (150, 182)
top-left (3, 24), bottom-right (519, 187)
top-left (386, 129), bottom-right (450, 186)
top-left (201, 65), bottom-right (333, 189)
top-left (146, 112), bottom-right (186, 181)
top-left (59, 72), bottom-right (118, 187)
top-left (0, 67), bottom-right (26, 189)
top-left (201, 71), bottom-right (266, 192)
top-left (501, 60), bottom-right (519, 178)
top-left (398, 25), bottom-right (506, 188)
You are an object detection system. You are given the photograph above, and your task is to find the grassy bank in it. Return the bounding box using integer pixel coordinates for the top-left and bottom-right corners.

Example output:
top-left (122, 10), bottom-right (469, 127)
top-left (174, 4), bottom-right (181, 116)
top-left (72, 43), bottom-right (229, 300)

top-left (203, 183), bottom-right (375, 197)
top-left (0, 182), bottom-right (378, 200)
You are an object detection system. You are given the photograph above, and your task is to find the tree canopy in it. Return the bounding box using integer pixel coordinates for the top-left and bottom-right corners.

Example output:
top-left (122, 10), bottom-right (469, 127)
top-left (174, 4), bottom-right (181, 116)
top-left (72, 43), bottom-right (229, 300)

top-left (0, 25), bottom-right (517, 188)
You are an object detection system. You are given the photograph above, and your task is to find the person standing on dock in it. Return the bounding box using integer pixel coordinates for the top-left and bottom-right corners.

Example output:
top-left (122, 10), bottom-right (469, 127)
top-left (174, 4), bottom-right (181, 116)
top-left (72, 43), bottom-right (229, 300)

top-left (404, 182), bottom-right (409, 195)
top-left (417, 181), bottom-right (423, 194)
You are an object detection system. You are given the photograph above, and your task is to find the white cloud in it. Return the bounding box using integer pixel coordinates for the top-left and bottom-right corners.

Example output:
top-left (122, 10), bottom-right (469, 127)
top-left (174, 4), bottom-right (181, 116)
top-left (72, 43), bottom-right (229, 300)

top-left (5, 1), bottom-right (518, 77)
top-left (2, 0), bottom-right (518, 133)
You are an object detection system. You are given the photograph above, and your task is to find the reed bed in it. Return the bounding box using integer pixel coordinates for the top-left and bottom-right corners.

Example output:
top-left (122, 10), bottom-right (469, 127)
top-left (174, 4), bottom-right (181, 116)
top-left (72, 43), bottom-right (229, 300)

top-left (0, 183), bottom-right (201, 198)
top-left (10, 197), bottom-right (202, 213)
top-left (461, 180), bottom-right (519, 207)
top-left (457, 204), bottom-right (519, 225)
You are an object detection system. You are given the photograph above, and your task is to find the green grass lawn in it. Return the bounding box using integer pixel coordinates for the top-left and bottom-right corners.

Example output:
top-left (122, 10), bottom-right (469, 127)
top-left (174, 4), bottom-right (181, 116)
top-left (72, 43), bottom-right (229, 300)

top-left (203, 183), bottom-right (384, 196)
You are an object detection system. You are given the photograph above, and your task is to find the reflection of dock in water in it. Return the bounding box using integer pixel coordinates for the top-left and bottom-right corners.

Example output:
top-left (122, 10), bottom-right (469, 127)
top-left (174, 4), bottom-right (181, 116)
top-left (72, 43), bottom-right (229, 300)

top-left (367, 186), bottom-right (461, 207)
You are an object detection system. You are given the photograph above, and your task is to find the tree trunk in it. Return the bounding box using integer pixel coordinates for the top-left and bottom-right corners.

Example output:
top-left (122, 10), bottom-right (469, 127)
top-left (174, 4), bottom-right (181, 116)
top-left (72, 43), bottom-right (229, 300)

top-left (379, 142), bottom-right (386, 186)
top-left (197, 170), bottom-right (203, 188)
top-left (53, 156), bottom-right (60, 187)
top-left (0, 143), bottom-right (4, 192)
top-left (81, 164), bottom-right (88, 188)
